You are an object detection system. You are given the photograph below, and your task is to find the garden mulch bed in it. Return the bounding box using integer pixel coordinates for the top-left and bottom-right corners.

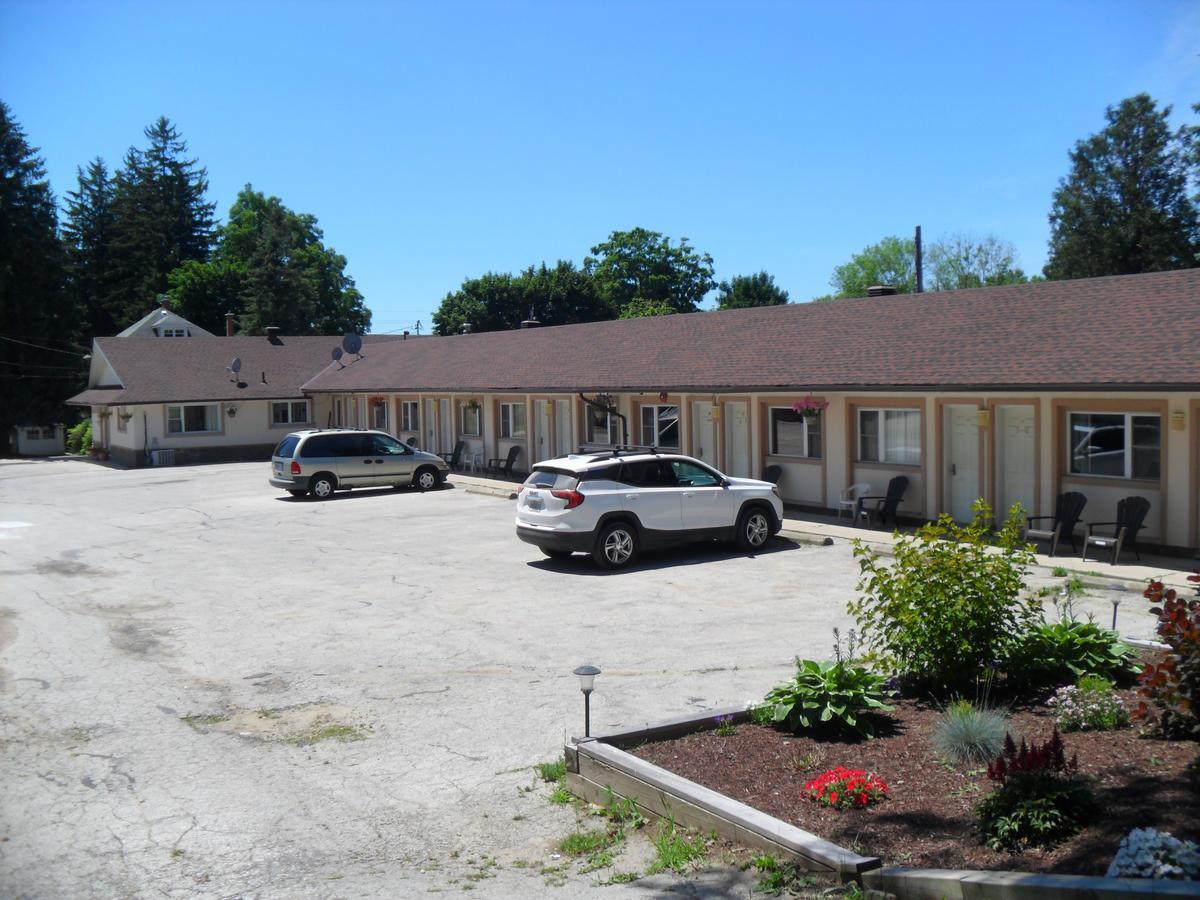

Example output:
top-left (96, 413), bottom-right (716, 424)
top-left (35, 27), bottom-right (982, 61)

top-left (630, 693), bottom-right (1199, 875)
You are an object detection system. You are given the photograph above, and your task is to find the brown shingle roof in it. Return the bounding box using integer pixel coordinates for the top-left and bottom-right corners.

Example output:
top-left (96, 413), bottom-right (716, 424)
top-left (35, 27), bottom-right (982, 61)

top-left (302, 270), bottom-right (1200, 394)
top-left (66, 335), bottom-right (404, 406)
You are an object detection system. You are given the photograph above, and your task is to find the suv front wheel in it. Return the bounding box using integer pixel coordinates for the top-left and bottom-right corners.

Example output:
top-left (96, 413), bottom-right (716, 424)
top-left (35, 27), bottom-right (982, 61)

top-left (735, 506), bottom-right (772, 551)
top-left (593, 521), bottom-right (638, 570)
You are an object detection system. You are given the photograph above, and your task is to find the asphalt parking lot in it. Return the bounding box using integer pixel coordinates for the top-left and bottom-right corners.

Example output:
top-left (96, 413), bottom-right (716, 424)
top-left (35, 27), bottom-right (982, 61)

top-left (1, 458), bottom-right (875, 898)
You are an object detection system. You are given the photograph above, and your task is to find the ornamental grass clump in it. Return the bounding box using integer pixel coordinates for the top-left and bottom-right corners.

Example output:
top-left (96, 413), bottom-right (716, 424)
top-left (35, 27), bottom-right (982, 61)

top-left (804, 766), bottom-right (888, 810)
top-left (933, 700), bottom-right (1008, 765)
top-left (976, 729), bottom-right (1095, 851)
top-left (848, 501), bottom-right (1038, 696)
top-left (1047, 676), bottom-right (1129, 732)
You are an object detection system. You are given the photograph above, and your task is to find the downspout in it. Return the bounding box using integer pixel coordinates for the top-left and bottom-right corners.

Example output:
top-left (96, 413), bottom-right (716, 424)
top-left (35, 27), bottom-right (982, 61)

top-left (578, 393), bottom-right (628, 447)
top-left (143, 412), bottom-right (149, 465)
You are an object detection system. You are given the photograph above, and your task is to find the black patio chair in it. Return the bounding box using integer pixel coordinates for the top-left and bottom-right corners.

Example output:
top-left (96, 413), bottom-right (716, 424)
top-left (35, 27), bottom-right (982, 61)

top-left (762, 465), bottom-right (783, 485)
top-left (439, 440), bottom-right (465, 471)
top-left (856, 476), bottom-right (908, 529)
top-left (1081, 496), bottom-right (1151, 565)
top-left (1024, 491), bottom-right (1087, 557)
top-left (406, 437), bottom-right (418, 447)
top-left (485, 444), bottom-right (521, 479)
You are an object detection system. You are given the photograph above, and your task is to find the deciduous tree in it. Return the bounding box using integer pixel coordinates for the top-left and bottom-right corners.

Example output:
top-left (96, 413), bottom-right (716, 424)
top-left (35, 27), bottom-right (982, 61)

top-left (715, 271), bottom-right (789, 309)
top-left (584, 228), bottom-right (715, 315)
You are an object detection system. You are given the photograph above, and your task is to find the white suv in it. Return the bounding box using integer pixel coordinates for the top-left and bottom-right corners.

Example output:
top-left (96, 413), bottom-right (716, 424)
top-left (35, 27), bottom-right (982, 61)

top-left (514, 450), bottom-right (784, 569)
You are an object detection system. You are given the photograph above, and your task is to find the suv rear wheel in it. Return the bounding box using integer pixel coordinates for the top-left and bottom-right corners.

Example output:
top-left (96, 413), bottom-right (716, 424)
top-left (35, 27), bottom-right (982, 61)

top-left (735, 506), bottom-right (771, 551)
top-left (593, 521), bottom-right (638, 570)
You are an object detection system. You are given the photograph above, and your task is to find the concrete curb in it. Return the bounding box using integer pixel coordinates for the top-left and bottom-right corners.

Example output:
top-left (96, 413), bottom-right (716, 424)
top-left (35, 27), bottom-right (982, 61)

top-left (861, 866), bottom-right (1200, 898)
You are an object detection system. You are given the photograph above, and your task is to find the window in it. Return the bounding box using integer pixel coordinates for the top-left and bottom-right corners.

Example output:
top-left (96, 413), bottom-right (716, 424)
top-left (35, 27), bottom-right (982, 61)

top-left (370, 434), bottom-right (410, 456)
top-left (858, 408), bottom-right (920, 465)
top-left (371, 399), bottom-right (388, 430)
top-left (461, 403), bottom-right (481, 435)
top-left (769, 408), bottom-right (821, 459)
top-left (1069, 412), bottom-right (1160, 480)
top-left (271, 401), bottom-right (310, 426)
top-left (619, 459), bottom-right (673, 487)
top-left (116, 409), bottom-right (128, 433)
top-left (640, 404), bottom-right (680, 448)
top-left (400, 400), bottom-right (419, 432)
top-left (670, 459), bottom-right (721, 487)
top-left (500, 402), bottom-right (526, 439)
top-left (159, 328), bottom-right (186, 337)
top-left (24, 427), bottom-right (55, 440)
top-left (587, 407), bottom-right (619, 444)
top-left (167, 404), bottom-right (219, 434)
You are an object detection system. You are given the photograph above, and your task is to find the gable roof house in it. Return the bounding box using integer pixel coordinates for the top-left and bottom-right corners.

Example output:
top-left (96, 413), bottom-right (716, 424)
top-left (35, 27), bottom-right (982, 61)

top-left (67, 329), bottom-right (404, 467)
top-left (298, 269), bottom-right (1200, 553)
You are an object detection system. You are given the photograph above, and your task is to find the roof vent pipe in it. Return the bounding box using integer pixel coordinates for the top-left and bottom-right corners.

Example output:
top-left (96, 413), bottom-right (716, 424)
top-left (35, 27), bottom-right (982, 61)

top-left (867, 285), bottom-right (899, 297)
top-left (402, 330), bottom-right (410, 339)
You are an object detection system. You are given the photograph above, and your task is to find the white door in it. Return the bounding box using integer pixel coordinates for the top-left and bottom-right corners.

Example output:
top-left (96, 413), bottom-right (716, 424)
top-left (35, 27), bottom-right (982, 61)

top-left (425, 399), bottom-right (437, 452)
top-left (555, 400), bottom-right (572, 457)
top-left (439, 399), bottom-right (453, 451)
top-left (536, 401), bottom-right (552, 463)
top-left (995, 405), bottom-right (1035, 524)
top-left (691, 402), bottom-right (719, 468)
top-left (944, 404), bottom-right (981, 523)
top-left (724, 401), bottom-right (750, 477)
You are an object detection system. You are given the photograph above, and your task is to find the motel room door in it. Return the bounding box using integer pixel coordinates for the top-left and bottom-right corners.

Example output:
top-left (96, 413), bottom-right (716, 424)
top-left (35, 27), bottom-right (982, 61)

top-left (723, 401), bottom-right (750, 477)
top-left (943, 404), bottom-right (981, 522)
top-left (555, 400), bottom-right (572, 457)
top-left (995, 405), bottom-right (1036, 521)
top-left (691, 402), bottom-right (719, 469)
top-left (535, 401), bottom-right (553, 463)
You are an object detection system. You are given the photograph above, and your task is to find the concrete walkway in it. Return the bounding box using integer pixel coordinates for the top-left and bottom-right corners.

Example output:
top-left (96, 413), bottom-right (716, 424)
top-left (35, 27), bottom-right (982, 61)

top-left (449, 472), bottom-right (1199, 592)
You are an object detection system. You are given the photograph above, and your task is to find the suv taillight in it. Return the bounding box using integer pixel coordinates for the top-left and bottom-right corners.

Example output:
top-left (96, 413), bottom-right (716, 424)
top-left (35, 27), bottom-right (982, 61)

top-left (290, 460), bottom-right (301, 475)
top-left (551, 489), bottom-right (584, 510)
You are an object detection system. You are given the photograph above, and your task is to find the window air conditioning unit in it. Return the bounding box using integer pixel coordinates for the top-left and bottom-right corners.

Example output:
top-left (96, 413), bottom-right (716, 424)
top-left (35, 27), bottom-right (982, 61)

top-left (150, 449), bottom-right (176, 467)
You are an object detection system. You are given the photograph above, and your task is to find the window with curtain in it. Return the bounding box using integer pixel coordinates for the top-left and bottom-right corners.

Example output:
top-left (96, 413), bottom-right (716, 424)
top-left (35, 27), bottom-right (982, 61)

top-left (769, 408), bottom-right (821, 458)
top-left (400, 401), bottom-right (419, 432)
top-left (858, 408), bottom-right (920, 464)
top-left (500, 402), bottom-right (527, 439)
top-left (167, 404), bottom-right (219, 434)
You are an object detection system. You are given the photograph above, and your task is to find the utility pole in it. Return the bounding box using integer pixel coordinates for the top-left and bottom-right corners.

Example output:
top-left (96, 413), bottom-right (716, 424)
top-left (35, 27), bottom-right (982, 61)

top-left (914, 225), bottom-right (924, 293)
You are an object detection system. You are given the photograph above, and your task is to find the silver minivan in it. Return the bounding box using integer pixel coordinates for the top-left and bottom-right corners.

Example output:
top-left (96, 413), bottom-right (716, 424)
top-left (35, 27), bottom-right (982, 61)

top-left (269, 429), bottom-right (449, 499)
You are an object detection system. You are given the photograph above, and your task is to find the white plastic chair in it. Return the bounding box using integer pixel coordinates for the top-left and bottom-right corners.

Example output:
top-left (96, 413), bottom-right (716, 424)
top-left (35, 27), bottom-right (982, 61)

top-left (838, 483), bottom-right (872, 521)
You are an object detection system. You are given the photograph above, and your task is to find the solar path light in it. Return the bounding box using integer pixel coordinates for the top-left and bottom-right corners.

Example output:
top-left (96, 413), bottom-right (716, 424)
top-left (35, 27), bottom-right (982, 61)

top-left (573, 665), bottom-right (601, 737)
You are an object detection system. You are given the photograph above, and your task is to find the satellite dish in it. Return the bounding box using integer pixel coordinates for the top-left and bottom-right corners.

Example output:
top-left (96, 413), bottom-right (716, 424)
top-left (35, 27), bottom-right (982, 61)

top-left (230, 357), bottom-right (242, 374)
top-left (331, 347), bottom-right (343, 361)
top-left (342, 333), bottom-right (363, 357)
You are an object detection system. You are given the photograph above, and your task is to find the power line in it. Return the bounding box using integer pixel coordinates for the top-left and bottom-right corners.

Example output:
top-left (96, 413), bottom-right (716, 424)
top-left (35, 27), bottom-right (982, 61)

top-left (0, 334), bottom-right (91, 356)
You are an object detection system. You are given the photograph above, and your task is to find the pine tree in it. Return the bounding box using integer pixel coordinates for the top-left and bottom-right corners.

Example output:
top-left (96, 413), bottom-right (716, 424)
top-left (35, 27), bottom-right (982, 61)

top-left (62, 158), bottom-right (119, 337)
top-left (0, 102), bottom-right (76, 451)
top-left (108, 117), bottom-right (215, 327)
top-left (1045, 94), bottom-right (1199, 280)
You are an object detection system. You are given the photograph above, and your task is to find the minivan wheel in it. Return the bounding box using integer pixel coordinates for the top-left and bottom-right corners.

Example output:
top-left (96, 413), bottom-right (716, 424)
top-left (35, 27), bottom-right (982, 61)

top-left (310, 474), bottom-right (336, 500)
top-left (736, 507), bottom-right (771, 551)
top-left (593, 522), bottom-right (638, 570)
top-left (413, 466), bottom-right (439, 491)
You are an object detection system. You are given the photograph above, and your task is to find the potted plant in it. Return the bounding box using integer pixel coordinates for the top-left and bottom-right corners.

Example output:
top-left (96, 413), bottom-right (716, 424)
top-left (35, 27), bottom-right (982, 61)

top-left (792, 393), bottom-right (829, 420)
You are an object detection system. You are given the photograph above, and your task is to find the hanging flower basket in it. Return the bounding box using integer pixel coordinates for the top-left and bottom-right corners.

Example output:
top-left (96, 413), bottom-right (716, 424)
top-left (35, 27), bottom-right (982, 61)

top-left (792, 393), bottom-right (829, 420)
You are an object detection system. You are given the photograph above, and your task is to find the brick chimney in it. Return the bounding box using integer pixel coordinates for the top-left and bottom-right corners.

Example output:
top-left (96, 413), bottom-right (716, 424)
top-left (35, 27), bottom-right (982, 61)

top-left (225, 313), bottom-right (236, 336)
top-left (266, 326), bottom-right (281, 344)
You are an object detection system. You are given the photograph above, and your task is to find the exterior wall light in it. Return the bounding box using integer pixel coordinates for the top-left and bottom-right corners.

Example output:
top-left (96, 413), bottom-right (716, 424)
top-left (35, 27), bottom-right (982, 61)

top-left (573, 664), bottom-right (601, 737)
top-left (1171, 410), bottom-right (1186, 431)
top-left (976, 408), bottom-right (990, 428)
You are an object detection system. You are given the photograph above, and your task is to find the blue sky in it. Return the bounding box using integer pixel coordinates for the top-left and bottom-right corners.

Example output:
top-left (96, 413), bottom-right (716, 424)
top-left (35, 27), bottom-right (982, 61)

top-left (3, 0), bottom-right (1198, 334)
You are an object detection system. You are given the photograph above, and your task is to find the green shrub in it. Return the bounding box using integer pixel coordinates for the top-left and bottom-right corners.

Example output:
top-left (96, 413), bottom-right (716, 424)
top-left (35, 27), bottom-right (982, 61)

top-left (848, 501), bottom-right (1038, 695)
top-left (977, 730), bottom-right (1095, 851)
top-left (760, 658), bottom-right (893, 738)
top-left (1009, 619), bottom-right (1140, 688)
top-left (934, 700), bottom-right (1007, 765)
top-left (65, 419), bottom-right (92, 455)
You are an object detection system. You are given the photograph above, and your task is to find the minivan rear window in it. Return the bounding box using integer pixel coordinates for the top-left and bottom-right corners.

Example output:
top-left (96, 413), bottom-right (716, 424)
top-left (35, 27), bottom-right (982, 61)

top-left (274, 436), bottom-right (300, 458)
top-left (524, 468), bottom-right (579, 491)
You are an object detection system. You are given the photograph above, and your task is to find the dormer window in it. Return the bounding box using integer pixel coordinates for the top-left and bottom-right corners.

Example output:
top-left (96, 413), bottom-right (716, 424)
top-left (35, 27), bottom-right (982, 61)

top-left (159, 328), bottom-right (186, 337)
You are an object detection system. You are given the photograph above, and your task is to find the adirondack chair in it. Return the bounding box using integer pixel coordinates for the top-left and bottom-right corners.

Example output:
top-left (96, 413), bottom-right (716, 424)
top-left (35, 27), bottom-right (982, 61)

top-left (485, 444), bottom-right (521, 479)
top-left (1024, 491), bottom-right (1087, 557)
top-left (856, 476), bottom-right (908, 529)
top-left (1081, 496), bottom-right (1151, 565)
top-left (439, 440), bottom-right (465, 471)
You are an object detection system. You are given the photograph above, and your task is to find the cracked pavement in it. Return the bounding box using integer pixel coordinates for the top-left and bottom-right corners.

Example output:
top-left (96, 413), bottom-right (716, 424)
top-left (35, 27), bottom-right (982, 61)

top-left (0, 457), bottom-right (1155, 898)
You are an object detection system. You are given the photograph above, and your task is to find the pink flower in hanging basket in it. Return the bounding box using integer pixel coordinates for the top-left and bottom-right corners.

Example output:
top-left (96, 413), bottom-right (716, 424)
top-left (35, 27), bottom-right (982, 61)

top-left (792, 393), bottom-right (830, 419)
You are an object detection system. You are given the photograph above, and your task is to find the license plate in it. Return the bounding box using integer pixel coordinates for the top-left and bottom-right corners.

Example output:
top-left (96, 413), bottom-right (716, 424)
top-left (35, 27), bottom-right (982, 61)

top-left (273, 463), bottom-right (282, 474)
top-left (527, 499), bottom-right (544, 511)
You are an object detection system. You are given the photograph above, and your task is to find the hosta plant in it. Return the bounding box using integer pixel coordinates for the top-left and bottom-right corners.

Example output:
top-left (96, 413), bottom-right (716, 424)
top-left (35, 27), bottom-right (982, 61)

top-left (759, 657), bottom-right (893, 738)
top-left (976, 729), bottom-right (1095, 851)
top-left (804, 766), bottom-right (888, 809)
top-left (1008, 618), bottom-right (1139, 689)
